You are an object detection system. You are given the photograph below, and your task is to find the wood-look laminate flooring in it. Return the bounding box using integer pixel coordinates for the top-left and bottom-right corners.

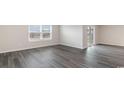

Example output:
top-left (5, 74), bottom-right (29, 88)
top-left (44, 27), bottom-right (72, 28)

top-left (0, 44), bottom-right (124, 68)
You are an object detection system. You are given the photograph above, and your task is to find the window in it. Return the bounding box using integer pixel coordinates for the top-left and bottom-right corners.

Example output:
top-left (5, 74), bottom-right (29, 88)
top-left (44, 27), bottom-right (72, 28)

top-left (42, 25), bottom-right (52, 39)
top-left (28, 25), bottom-right (52, 41)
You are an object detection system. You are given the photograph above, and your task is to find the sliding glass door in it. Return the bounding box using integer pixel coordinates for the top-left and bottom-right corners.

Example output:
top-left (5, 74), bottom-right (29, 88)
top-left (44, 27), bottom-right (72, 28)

top-left (87, 26), bottom-right (95, 47)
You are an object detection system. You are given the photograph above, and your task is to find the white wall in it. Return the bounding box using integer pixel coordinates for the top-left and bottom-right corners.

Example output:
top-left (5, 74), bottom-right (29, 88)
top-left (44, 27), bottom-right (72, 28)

top-left (98, 25), bottom-right (124, 46)
top-left (60, 25), bottom-right (83, 49)
top-left (95, 25), bottom-right (99, 45)
top-left (60, 25), bottom-right (99, 49)
top-left (82, 26), bottom-right (88, 49)
top-left (0, 25), bottom-right (60, 53)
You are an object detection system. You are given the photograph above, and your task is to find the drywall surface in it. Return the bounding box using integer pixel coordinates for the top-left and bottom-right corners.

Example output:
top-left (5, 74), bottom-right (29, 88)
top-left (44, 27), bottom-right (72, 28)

top-left (82, 26), bottom-right (88, 49)
top-left (95, 25), bottom-right (99, 45)
top-left (60, 25), bottom-right (83, 49)
top-left (0, 25), bottom-right (60, 53)
top-left (99, 25), bottom-right (124, 46)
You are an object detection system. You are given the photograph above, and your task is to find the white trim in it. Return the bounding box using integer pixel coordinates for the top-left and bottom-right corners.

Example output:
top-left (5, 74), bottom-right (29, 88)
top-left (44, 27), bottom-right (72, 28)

top-left (0, 43), bottom-right (59, 54)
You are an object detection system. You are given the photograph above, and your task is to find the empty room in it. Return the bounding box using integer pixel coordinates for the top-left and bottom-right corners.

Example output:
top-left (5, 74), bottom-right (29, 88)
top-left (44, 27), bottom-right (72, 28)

top-left (1, 1), bottom-right (124, 93)
top-left (0, 25), bottom-right (124, 68)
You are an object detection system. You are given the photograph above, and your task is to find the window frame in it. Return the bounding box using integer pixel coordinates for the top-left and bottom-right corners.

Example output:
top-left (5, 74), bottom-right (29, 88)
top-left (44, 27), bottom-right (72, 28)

top-left (28, 25), bottom-right (52, 42)
top-left (41, 25), bottom-right (52, 40)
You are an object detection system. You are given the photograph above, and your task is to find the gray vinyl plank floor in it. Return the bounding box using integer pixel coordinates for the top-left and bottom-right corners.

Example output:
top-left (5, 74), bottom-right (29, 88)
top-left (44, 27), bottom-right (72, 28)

top-left (0, 44), bottom-right (124, 68)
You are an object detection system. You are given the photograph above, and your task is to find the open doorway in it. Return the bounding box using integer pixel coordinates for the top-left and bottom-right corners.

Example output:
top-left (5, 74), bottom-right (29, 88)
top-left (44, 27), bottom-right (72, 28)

top-left (87, 26), bottom-right (95, 47)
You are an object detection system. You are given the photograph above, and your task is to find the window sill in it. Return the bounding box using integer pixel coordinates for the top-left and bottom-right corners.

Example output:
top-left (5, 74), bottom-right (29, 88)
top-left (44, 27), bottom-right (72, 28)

top-left (29, 38), bottom-right (52, 42)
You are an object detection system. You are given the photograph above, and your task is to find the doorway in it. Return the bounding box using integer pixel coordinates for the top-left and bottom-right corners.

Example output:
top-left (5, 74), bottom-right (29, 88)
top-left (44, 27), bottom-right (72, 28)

top-left (87, 26), bottom-right (95, 47)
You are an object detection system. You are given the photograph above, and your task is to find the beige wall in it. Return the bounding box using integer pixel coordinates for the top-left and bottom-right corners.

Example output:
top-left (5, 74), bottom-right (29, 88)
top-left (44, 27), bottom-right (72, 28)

top-left (95, 25), bottom-right (99, 45)
top-left (98, 25), bottom-right (124, 46)
top-left (0, 25), bottom-right (60, 53)
top-left (82, 26), bottom-right (88, 49)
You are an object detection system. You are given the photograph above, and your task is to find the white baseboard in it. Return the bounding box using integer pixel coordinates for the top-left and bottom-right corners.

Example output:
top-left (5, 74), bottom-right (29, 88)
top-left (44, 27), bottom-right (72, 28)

top-left (60, 42), bottom-right (83, 49)
top-left (97, 43), bottom-right (124, 47)
top-left (0, 43), bottom-right (59, 54)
